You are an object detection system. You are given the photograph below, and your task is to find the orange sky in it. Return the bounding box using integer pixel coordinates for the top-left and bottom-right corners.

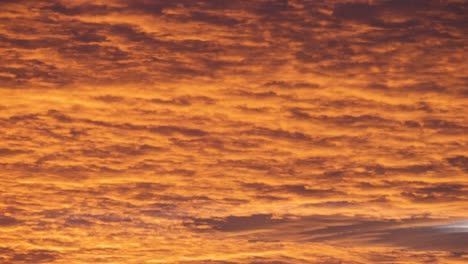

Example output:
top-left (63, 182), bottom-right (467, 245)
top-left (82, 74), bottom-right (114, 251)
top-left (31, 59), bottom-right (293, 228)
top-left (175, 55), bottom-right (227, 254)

top-left (0, 0), bottom-right (467, 263)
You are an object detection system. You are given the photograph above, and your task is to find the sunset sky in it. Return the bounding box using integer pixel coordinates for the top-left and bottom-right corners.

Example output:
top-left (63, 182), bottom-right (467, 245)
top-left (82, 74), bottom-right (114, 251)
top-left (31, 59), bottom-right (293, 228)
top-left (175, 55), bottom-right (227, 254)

top-left (0, 0), bottom-right (467, 263)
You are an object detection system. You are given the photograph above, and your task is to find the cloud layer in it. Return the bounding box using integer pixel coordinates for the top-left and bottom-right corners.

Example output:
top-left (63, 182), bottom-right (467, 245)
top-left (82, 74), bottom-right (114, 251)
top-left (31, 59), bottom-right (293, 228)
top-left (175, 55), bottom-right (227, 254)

top-left (0, 0), bottom-right (467, 263)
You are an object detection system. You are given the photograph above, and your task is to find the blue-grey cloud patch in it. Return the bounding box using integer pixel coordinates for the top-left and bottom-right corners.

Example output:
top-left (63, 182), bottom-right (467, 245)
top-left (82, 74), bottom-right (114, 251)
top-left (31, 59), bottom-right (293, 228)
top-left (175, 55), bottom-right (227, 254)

top-left (187, 213), bottom-right (468, 253)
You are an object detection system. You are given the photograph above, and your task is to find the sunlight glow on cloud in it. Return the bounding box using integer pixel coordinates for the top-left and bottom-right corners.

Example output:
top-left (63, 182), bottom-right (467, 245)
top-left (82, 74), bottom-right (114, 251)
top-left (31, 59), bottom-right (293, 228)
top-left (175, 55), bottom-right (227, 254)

top-left (0, 0), bottom-right (467, 263)
top-left (438, 221), bottom-right (468, 233)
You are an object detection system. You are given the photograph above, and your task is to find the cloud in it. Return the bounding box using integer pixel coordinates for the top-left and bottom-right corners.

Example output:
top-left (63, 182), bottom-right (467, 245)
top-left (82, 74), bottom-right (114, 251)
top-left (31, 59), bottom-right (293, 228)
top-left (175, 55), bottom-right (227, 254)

top-left (10, 250), bottom-right (59, 263)
top-left (0, 0), bottom-right (466, 263)
top-left (0, 216), bottom-right (21, 226)
top-left (447, 155), bottom-right (468, 172)
top-left (401, 183), bottom-right (467, 203)
top-left (47, 3), bottom-right (116, 16)
top-left (0, 148), bottom-right (27, 156)
top-left (187, 213), bottom-right (468, 253)
top-left (187, 214), bottom-right (284, 232)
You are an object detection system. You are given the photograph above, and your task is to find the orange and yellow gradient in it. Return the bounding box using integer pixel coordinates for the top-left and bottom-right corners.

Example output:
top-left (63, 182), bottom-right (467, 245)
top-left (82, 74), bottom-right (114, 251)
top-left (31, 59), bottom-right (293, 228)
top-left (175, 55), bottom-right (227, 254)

top-left (0, 0), bottom-right (467, 263)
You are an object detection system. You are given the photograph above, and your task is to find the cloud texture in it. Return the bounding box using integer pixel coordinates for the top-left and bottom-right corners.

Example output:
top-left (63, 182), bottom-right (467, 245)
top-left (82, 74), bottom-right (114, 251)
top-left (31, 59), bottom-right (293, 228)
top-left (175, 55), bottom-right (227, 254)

top-left (0, 0), bottom-right (467, 263)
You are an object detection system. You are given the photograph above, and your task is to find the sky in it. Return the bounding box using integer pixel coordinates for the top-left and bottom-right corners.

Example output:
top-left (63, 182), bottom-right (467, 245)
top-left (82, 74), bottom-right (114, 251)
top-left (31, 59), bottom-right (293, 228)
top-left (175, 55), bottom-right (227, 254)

top-left (0, 0), bottom-right (467, 263)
